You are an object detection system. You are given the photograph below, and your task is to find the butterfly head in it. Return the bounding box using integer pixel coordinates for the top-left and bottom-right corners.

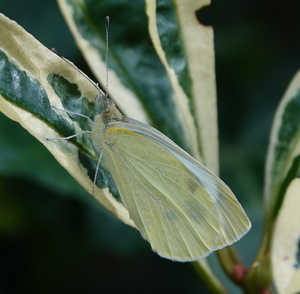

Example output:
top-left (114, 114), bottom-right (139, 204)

top-left (90, 80), bottom-right (122, 124)
top-left (93, 84), bottom-right (108, 114)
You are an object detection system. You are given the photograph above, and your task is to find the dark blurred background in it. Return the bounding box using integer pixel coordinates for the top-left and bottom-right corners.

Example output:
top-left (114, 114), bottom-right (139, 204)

top-left (0, 0), bottom-right (299, 293)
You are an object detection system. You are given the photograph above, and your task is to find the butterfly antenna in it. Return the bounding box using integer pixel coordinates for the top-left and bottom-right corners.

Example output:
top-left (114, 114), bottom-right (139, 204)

top-left (105, 16), bottom-right (109, 103)
top-left (50, 48), bottom-right (103, 96)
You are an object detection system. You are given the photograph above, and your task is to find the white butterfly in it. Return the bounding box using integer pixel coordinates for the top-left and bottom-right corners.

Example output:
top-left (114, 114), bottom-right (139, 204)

top-left (89, 98), bottom-right (251, 261)
top-left (50, 86), bottom-right (250, 261)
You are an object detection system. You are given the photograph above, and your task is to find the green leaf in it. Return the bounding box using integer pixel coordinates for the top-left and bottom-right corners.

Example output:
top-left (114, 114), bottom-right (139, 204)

top-left (0, 13), bottom-right (135, 228)
top-left (271, 178), bottom-right (300, 294)
top-left (264, 69), bottom-right (300, 221)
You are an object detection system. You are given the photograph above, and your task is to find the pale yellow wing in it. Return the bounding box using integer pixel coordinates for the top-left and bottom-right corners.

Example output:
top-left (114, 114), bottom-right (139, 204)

top-left (102, 119), bottom-right (251, 261)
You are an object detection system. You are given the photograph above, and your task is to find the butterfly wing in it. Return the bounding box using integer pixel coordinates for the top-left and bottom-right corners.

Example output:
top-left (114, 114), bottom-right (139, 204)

top-left (101, 118), bottom-right (251, 261)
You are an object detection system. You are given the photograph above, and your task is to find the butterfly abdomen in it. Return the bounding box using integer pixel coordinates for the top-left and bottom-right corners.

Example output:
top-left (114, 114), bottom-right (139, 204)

top-left (91, 114), bottom-right (107, 152)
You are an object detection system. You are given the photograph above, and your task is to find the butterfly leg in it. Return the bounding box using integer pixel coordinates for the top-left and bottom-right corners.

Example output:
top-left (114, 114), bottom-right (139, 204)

top-left (93, 148), bottom-right (104, 197)
top-left (52, 106), bottom-right (95, 124)
top-left (47, 105), bottom-right (93, 140)
top-left (46, 130), bottom-right (92, 141)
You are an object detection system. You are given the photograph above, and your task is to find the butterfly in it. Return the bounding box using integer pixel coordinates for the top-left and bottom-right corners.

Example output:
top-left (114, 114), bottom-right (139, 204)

top-left (90, 97), bottom-right (251, 261)
top-left (49, 17), bottom-right (251, 262)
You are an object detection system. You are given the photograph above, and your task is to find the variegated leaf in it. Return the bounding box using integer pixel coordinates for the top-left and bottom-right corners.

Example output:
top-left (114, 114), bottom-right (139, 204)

top-left (146, 0), bottom-right (218, 173)
top-left (264, 69), bottom-right (300, 221)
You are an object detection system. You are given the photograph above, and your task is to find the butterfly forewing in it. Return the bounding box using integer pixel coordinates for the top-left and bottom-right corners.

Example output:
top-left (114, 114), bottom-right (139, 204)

top-left (215, 189), bottom-right (251, 247)
top-left (172, 153), bottom-right (251, 248)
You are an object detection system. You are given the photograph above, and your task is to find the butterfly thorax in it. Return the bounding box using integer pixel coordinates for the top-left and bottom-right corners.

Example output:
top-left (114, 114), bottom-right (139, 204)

top-left (92, 98), bottom-right (123, 152)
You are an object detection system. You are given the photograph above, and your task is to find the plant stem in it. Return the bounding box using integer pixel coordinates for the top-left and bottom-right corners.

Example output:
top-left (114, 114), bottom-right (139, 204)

top-left (192, 259), bottom-right (229, 294)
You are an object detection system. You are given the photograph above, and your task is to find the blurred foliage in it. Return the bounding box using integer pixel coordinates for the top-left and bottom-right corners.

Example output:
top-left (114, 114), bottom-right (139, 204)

top-left (0, 0), bottom-right (299, 293)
